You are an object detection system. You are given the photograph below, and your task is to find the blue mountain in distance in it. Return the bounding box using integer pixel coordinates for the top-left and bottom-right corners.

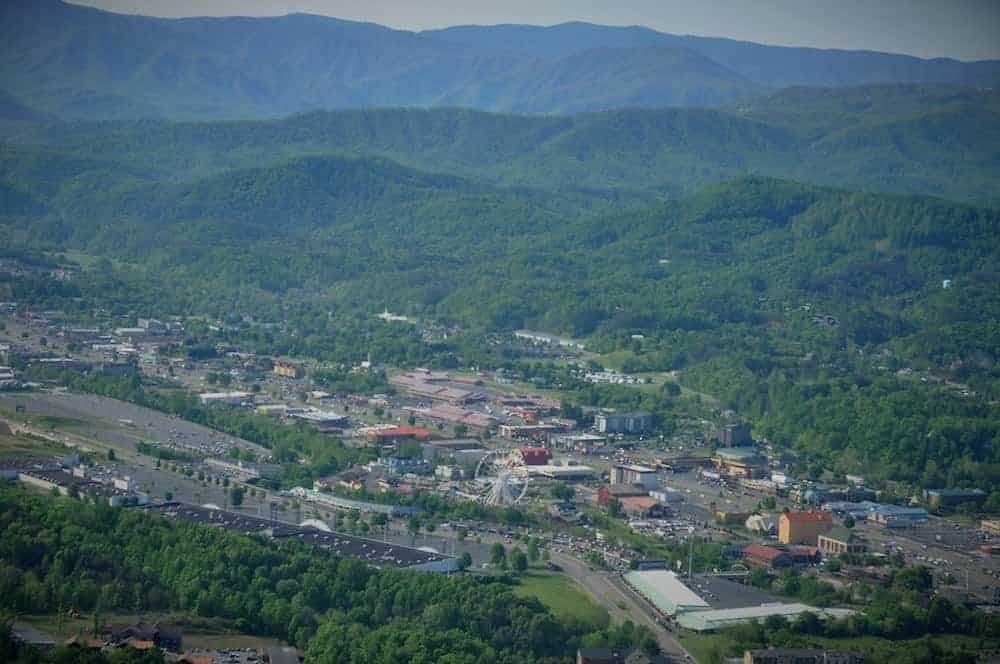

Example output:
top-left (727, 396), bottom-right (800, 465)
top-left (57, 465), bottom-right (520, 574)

top-left (1, 1), bottom-right (998, 120)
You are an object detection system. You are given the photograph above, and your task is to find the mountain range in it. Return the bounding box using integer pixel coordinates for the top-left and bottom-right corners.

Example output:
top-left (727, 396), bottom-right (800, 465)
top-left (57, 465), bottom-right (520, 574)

top-left (2, 1), bottom-right (999, 120)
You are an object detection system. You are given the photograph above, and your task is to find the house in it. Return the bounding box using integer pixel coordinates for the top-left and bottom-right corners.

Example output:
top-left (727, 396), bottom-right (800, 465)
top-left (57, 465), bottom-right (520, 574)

top-left (779, 511), bottom-right (833, 545)
top-left (818, 527), bottom-right (867, 556)
top-left (743, 544), bottom-right (793, 569)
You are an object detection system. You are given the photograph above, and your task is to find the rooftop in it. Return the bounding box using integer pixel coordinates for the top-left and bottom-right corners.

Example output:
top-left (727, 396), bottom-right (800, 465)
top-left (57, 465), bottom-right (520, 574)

top-left (624, 570), bottom-right (710, 616)
top-left (784, 511), bottom-right (833, 523)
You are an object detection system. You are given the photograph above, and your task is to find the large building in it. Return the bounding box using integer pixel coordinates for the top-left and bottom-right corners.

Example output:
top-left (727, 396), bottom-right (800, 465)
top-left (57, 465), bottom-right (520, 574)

top-left (866, 505), bottom-right (929, 528)
top-left (677, 604), bottom-right (853, 633)
top-left (273, 360), bottom-right (304, 379)
top-left (613, 464), bottom-right (659, 488)
top-left (713, 447), bottom-right (765, 479)
top-left (817, 527), bottom-right (867, 556)
top-left (743, 544), bottom-right (793, 570)
top-left (623, 570), bottom-right (710, 616)
top-left (518, 446), bottom-right (552, 466)
top-left (594, 412), bottom-right (652, 435)
top-left (779, 511), bottom-right (833, 545)
top-left (924, 488), bottom-right (987, 510)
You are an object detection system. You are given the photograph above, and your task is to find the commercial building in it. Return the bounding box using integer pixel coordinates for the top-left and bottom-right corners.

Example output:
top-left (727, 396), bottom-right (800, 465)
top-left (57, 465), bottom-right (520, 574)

top-left (924, 488), bottom-right (987, 510)
top-left (613, 464), bottom-right (659, 488)
top-left (290, 409), bottom-right (349, 432)
top-left (421, 438), bottom-right (483, 460)
top-left (594, 411), bottom-right (652, 434)
top-left (373, 456), bottom-right (431, 476)
top-left (498, 423), bottom-right (564, 439)
top-left (677, 604), bottom-right (853, 633)
top-left (528, 463), bottom-right (597, 480)
top-left (518, 446), bottom-right (552, 466)
top-left (623, 570), bottom-right (710, 616)
top-left (817, 527), bottom-right (867, 556)
top-left (779, 511), bottom-right (833, 545)
top-left (619, 496), bottom-right (668, 518)
top-left (198, 391), bottom-right (251, 406)
top-left (745, 514), bottom-right (778, 535)
top-left (743, 544), bottom-right (793, 570)
top-left (866, 505), bottom-right (929, 528)
top-left (598, 483), bottom-right (650, 506)
top-left (713, 447), bottom-right (765, 479)
top-left (273, 360), bottom-right (304, 379)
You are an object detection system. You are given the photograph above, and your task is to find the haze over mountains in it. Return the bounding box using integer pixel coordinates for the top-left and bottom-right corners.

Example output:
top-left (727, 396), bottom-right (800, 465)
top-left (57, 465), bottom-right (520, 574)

top-left (2, 0), bottom-right (999, 120)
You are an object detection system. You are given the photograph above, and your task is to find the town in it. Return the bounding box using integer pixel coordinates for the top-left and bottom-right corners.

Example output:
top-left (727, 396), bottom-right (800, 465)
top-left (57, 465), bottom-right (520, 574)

top-left (1, 297), bottom-right (997, 664)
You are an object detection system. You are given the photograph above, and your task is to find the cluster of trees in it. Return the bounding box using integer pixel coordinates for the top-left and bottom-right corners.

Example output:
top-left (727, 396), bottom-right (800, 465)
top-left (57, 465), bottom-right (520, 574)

top-left (0, 487), bottom-right (642, 662)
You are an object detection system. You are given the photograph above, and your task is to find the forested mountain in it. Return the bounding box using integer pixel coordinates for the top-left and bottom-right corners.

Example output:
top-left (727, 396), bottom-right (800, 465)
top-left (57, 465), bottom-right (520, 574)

top-left (1, 1), bottom-right (998, 120)
top-left (4, 84), bottom-right (998, 205)
top-left (428, 22), bottom-right (1000, 88)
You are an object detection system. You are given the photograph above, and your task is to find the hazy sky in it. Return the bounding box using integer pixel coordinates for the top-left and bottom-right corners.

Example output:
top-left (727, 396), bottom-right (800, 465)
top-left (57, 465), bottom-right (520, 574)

top-left (70, 0), bottom-right (1000, 61)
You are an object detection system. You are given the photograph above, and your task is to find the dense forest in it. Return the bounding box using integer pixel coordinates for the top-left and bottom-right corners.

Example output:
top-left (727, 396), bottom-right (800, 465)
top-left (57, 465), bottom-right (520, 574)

top-left (0, 488), bottom-right (656, 663)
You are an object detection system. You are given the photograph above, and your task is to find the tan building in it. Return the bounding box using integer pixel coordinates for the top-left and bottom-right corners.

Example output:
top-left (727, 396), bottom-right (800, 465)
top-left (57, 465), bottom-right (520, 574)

top-left (981, 519), bottom-right (1000, 537)
top-left (818, 527), bottom-right (867, 556)
top-left (273, 360), bottom-right (303, 379)
top-left (779, 511), bottom-right (833, 545)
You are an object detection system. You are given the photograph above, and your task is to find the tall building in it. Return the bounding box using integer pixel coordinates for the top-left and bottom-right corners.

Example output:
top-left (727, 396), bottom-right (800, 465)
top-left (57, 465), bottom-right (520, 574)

top-left (595, 411), bottom-right (652, 434)
top-left (779, 511), bottom-right (833, 545)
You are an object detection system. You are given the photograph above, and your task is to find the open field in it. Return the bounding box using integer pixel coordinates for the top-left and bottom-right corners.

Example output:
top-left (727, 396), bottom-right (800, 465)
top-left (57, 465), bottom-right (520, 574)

top-left (513, 570), bottom-right (610, 629)
top-left (0, 433), bottom-right (69, 458)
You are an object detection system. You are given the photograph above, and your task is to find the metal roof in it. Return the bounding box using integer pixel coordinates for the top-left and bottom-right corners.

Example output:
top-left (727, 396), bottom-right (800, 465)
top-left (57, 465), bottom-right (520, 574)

top-left (624, 570), bottom-right (710, 616)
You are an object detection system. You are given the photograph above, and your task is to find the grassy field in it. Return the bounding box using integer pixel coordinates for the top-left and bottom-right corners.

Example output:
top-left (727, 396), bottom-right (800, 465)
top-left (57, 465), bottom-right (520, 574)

top-left (512, 571), bottom-right (610, 629)
top-left (0, 433), bottom-right (68, 458)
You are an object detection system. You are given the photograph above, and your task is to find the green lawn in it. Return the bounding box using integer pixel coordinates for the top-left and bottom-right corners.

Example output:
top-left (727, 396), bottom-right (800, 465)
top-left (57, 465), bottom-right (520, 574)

top-left (513, 571), bottom-right (610, 629)
top-left (0, 434), bottom-right (69, 458)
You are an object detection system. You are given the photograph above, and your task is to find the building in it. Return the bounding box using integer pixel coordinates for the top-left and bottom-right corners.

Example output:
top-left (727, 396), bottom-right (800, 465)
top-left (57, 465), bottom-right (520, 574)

top-left (713, 447), bottom-right (765, 479)
top-left (715, 510), bottom-right (752, 526)
top-left (598, 483), bottom-right (650, 506)
top-left (867, 505), bottom-right (929, 528)
top-left (421, 438), bottom-right (482, 460)
top-left (498, 423), bottom-right (564, 439)
top-left (273, 360), bottom-right (304, 379)
top-left (367, 426), bottom-right (435, 444)
top-left (924, 488), bottom-right (987, 510)
top-left (677, 604), bottom-right (853, 633)
top-left (518, 446), bottom-right (552, 466)
top-left (743, 544), bottom-right (793, 570)
top-left (613, 464), bottom-right (659, 488)
top-left (779, 511), bottom-right (833, 545)
top-left (817, 527), bottom-right (867, 556)
top-left (290, 409), bottom-right (349, 433)
top-left (595, 411), bottom-right (653, 435)
top-left (374, 456), bottom-right (431, 476)
top-left (623, 570), bottom-right (710, 616)
top-left (981, 520), bottom-right (1000, 537)
top-left (198, 391), bottom-right (251, 406)
top-left (435, 465), bottom-right (463, 480)
top-left (528, 463), bottom-right (597, 480)
top-left (720, 422), bottom-right (753, 447)
top-left (744, 649), bottom-right (864, 664)
top-left (619, 496), bottom-right (668, 518)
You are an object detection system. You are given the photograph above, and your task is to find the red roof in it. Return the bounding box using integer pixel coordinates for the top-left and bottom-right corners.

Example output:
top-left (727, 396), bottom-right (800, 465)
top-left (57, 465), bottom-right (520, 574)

top-left (372, 426), bottom-right (434, 439)
top-left (743, 544), bottom-right (788, 561)
top-left (519, 447), bottom-right (552, 465)
top-left (784, 511), bottom-right (832, 523)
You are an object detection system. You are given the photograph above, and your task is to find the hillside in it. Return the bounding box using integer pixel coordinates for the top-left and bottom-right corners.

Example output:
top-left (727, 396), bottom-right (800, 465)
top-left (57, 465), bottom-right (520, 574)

top-left (2, 2), bottom-right (998, 120)
top-left (7, 84), bottom-right (998, 205)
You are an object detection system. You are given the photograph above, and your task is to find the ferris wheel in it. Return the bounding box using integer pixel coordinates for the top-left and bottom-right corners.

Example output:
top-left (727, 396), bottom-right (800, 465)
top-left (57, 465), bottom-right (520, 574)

top-left (474, 449), bottom-right (530, 506)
